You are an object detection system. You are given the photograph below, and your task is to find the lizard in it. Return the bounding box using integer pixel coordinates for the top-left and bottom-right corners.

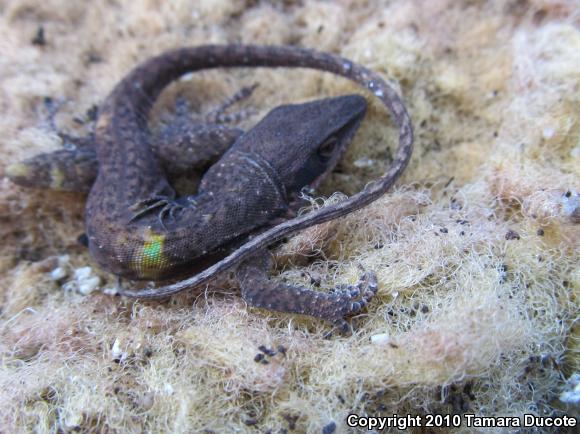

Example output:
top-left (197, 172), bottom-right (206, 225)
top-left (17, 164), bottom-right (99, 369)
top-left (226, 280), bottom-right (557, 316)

top-left (7, 45), bottom-right (414, 329)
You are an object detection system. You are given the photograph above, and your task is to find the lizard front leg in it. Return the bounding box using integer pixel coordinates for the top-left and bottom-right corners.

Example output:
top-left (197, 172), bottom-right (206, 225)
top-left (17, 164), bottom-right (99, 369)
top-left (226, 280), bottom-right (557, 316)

top-left (236, 252), bottom-right (378, 331)
top-left (154, 85), bottom-right (259, 176)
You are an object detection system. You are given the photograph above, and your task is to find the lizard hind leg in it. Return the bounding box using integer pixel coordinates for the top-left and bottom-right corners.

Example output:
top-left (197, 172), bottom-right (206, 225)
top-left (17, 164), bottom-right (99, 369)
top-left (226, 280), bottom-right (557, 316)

top-left (236, 252), bottom-right (378, 332)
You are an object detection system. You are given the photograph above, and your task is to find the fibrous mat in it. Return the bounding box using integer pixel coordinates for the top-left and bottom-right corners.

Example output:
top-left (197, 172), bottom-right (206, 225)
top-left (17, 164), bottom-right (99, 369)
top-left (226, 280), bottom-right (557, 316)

top-left (0, 0), bottom-right (578, 432)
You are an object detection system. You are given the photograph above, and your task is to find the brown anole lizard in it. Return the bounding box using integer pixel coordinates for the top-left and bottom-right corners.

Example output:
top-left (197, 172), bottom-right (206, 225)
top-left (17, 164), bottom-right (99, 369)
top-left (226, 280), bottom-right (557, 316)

top-left (8, 45), bottom-right (414, 329)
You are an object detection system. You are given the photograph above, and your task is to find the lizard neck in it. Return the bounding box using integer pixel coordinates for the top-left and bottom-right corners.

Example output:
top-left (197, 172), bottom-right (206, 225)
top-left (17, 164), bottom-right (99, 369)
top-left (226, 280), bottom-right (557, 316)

top-left (199, 149), bottom-right (288, 205)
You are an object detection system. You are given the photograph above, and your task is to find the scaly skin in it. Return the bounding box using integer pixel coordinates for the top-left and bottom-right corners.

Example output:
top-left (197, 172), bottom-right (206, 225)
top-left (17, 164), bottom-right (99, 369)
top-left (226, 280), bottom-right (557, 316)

top-left (8, 45), bottom-right (414, 327)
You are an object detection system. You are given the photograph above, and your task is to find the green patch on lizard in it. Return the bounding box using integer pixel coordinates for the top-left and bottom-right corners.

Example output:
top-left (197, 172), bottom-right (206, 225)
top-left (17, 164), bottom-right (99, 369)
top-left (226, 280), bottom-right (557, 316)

top-left (132, 231), bottom-right (169, 279)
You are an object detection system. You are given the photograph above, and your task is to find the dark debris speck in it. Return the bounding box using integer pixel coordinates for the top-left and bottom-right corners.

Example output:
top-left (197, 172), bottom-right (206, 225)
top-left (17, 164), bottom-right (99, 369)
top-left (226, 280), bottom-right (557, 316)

top-left (283, 414), bottom-right (299, 430)
top-left (258, 345), bottom-right (276, 357)
top-left (309, 274), bottom-right (321, 287)
top-left (505, 229), bottom-right (520, 240)
top-left (322, 421), bottom-right (336, 434)
top-left (32, 26), bottom-right (46, 46)
top-left (77, 233), bottom-right (89, 247)
top-left (86, 105), bottom-right (99, 121)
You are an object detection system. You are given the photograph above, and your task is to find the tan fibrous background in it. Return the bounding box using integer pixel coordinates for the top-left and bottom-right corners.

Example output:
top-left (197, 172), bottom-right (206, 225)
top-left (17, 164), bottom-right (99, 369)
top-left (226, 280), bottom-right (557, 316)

top-left (0, 0), bottom-right (578, 432)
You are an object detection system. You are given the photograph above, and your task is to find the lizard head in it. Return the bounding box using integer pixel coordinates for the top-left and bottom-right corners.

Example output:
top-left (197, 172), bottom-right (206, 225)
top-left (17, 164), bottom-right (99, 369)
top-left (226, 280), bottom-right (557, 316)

top-left (233, 94), bottom-right (367, 194)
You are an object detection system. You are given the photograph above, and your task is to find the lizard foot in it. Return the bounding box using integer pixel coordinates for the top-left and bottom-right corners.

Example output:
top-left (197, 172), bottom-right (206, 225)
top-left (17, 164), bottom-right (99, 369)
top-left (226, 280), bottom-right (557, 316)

top-left (129, 193), bottom-right (211, 229)
top-left (237, 255), bottom-right (378, 331)
top-left (205, 83), bottom-right (258, 124)
top-left (42, 97), bottom-right (96, 149)
top-left (329, 268), bottom-right (378, 318)
top-left (163, 84), bottom-right (258, 126)
top-left (130, 196), bottom-right (176, 217)
top-left (328, 269), bottom-right (378, 335)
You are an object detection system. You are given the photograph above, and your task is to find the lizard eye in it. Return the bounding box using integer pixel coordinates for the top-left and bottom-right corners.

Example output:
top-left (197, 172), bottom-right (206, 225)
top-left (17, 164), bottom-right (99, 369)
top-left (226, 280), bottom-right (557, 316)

top-left (317, 136), bottom-right (338, 161)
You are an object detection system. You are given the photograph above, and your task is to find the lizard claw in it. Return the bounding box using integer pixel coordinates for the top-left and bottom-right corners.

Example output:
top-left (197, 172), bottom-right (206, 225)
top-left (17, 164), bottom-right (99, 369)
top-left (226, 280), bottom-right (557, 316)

top-left (42, 96), bottom-right (67, 131)
top-left (128, 196), bottom-right (183, 230)
top-left (185, 191), bottom-right (211, 207)
top-left (129, 196), bottom-right (172, 220)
